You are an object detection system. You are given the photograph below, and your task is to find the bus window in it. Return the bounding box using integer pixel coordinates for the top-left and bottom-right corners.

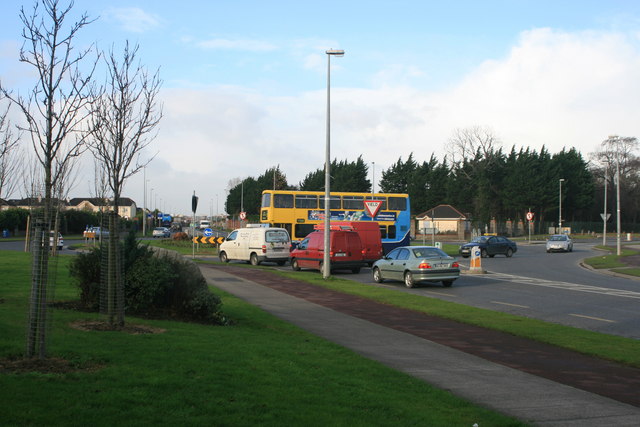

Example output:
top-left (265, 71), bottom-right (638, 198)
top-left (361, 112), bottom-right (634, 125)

top-left (366, 196), bottom-right (387, 210)
top-left (342, 195), bottom-right (364, 210)
top-left (274, 193), bottom-right (294, 208)
top-left (294, 224), bottom-right (315, 240)
top-left (295, 194), bottom-right (318, 209)
top-left (387, 225), bottom-right (396, 239)
top-left (275, 223), bottom-right (292, 237)
top-left (261, 193), bottom-right (271, 208)
top-left (319, 196), bottom-right (341, 210)
top-left (388, 197), bottom-right (407, 211)
top-left (379, 225), bottom-right (388, 239)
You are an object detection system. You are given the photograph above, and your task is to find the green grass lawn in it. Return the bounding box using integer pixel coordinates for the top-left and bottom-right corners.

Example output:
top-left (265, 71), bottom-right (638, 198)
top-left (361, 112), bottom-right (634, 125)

top-left (0, 251), bottom-right (523, 426)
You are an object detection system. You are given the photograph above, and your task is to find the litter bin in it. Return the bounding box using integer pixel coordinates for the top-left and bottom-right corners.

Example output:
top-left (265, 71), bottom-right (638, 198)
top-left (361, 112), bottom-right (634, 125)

top-left (2, 229), bottom-right (9, 238)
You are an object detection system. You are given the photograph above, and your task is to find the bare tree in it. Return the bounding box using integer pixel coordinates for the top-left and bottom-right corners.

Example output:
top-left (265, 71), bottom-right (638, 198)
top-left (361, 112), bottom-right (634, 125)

top-left (0, 101), bottom-right (22, 200)
top-left (0, 0), bottom-right (97, 358)
top-left (89, 41), bottom-right (162, 326)
top-left (446, 125), bottom-right (502, 172)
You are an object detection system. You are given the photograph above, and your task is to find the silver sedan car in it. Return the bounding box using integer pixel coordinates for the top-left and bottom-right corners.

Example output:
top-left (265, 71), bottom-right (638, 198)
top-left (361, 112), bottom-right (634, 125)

top-left (372, 246), bottom-right (460, 288)
top-left (546, 234), bottom-right (573, 252)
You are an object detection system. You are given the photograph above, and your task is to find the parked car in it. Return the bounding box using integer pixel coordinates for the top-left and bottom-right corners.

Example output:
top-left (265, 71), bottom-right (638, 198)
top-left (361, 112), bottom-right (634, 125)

top-left (49, 231), bottom-right (63, 250)
top-left (372, 246), bottom-right (460, 288)
top-left (459, 235), bottom-right (517, 258)
top-left (289, 228), bottom-right (367, 274)
top-left (546, 234), bottom-right (573, 252)
top-left (152, 227), bottom-right (171, 238)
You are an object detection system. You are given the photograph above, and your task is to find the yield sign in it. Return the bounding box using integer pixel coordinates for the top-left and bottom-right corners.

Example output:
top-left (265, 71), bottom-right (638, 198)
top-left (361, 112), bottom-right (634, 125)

top-left (364, 200), bottom-right (383, 218)
top-left (600, 213), bottom-right (611, 221)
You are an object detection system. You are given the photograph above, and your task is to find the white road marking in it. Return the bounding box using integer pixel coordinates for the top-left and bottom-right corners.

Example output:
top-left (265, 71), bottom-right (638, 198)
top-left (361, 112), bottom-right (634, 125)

top-left (491, 301), bottom-right (529, 308)
top-left (569, 313), bottom-right (616, 323)
top-left (478, 272), bottom-right (640, 300)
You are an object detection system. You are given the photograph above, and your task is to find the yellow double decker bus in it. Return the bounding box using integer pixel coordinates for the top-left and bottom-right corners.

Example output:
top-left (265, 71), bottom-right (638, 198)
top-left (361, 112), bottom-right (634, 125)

top-left (260, 190), bottom-right (411, 252)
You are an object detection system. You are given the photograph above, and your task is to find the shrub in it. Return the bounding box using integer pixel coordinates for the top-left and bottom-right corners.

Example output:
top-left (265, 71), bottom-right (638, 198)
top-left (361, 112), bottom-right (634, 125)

top-left (172, 232), bottom-right (189, 241)
top-left (68, 247), bottom-right (101, 310)
top-left (69, 232), bottom-right (227, 324)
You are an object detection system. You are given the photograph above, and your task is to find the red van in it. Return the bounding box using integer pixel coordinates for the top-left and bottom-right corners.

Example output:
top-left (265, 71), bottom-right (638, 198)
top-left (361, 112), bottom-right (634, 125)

top-left (314, 221), bottom-right (383, 265)
top-left (289, 229), bottom-right (367, 274)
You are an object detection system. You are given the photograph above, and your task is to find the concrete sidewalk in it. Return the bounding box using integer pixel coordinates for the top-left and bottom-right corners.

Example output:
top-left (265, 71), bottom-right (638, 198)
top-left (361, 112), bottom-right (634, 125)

top-left (199, 264), bottom-right (640, 426)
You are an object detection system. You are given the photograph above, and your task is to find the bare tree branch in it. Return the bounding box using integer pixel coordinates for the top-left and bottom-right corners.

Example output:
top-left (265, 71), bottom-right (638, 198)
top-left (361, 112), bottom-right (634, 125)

top-left (0, 100), bottom-right (22, 199)
top-left (89, 41), bottom-right (161, 204)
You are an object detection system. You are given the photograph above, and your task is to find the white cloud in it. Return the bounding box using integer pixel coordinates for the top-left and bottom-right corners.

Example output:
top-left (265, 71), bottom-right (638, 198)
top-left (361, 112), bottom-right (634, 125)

top-left (105, 7), bottom-right (161, 33)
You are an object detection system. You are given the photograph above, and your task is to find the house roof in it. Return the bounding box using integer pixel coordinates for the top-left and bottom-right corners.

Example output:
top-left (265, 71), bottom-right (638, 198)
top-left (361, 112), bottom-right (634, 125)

top-left (8, 197), bottom-right (68, 207)
top-left (416, 204), bottom-right (467, 220)
top-left (68, 197), bottom-right (136, 207)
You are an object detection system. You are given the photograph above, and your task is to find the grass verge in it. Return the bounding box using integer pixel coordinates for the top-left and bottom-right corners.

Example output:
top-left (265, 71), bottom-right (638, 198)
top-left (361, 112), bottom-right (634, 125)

top-left (0, 251), bottom-right (523, 426)
top-left (583, 245), bottom-right (640, 277)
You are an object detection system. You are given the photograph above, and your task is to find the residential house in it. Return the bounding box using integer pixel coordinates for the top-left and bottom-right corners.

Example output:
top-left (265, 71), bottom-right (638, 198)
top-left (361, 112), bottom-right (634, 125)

top-left (415, 204), bottom-right (469, 240)
top-left (67, 197), bottom-right (137, 219)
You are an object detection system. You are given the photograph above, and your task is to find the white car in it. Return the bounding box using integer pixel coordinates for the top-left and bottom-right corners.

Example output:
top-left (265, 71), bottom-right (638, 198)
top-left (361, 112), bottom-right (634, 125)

top-left (546, 234), bottom-right (573, 253)
top-left (49, 231), bottom-right (64, 250)
top-left (152, 227), bottom-right (171, 238)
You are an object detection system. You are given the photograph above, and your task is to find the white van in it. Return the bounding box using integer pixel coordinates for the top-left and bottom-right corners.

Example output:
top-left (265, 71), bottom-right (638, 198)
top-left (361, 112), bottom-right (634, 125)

top-left (199, 220), bottom-right (211, 230)
top-left (219, 224), bottom-right (290, 266)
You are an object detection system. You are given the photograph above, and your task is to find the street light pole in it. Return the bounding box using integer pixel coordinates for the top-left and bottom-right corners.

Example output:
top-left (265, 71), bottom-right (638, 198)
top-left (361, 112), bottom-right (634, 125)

top-left (323, 49), bottom-right (344, 280)
top-left (372, 161), bottom-right (375, 195)
top-left (616, 160), bottom-right (621, 255)
top-left (602, 169), bottom-right (608, 246)
top-left (558, 178), bottom-right (565, 233)
top-left (143, 168), bottom-right (147, 237)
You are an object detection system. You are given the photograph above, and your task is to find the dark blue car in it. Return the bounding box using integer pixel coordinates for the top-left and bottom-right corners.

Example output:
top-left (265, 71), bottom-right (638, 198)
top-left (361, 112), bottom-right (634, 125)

top-left (459, 235), bottom-right (517, 258)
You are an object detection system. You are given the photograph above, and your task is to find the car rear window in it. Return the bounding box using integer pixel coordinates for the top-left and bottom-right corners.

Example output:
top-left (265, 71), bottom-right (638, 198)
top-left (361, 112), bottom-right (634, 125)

top-left (266, 230), bottom-right (289, 243)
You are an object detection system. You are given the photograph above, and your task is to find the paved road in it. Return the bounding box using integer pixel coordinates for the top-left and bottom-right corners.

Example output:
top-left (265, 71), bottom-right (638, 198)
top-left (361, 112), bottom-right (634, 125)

top-left (337, 240), bottom-right (640, 339)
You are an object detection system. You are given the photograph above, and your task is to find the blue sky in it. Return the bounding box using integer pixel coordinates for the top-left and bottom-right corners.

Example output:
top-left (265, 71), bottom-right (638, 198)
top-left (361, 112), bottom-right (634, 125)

top-left (2, 1), bottom-right (640, 215)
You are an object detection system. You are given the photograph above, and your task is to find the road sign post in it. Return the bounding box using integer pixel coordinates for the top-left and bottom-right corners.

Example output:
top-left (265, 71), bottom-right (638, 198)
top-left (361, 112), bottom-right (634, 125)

top-left (192, 192), bottom-right (198, 259)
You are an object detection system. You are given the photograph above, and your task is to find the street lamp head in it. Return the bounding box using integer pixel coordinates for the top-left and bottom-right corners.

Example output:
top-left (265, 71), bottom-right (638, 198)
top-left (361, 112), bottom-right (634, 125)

top-left (559, 178), bottom-right (565, 182)
top-left (326, 49), bottom-right (345, 56)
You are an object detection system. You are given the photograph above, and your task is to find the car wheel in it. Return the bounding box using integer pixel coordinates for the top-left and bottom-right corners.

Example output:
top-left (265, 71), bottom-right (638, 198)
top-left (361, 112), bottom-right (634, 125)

top-left (250, 253), bottom-right (260, 266)
top-left (219, 252), bottom-right (229, 263)
top-left (481, 248), bottom-right (488, 258)
top-left (291, 259), bottom-right (301, 271)
top-left (277, 260), bottom-right (286, 266)
top-left (462, 255), bottom-right (469, 258)
top-left (372, 267), bottom-right (384, 283)
top-left (506, 248), bottom-right (513, 258)
top-left (404, 271), bottom-right (415, 288)
top-left (489, 254), bottom-right (495, 258)
top-left (442, 280), bottom-right (453, 287)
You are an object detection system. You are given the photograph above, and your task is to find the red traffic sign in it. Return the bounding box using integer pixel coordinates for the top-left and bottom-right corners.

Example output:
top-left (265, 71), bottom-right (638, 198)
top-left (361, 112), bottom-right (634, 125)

top-left (364, 200), bottom-right (383, 218)
top-left (526, 212), bottom-right (534, 221)
top-left (239, 211), bottom-right (247, 220)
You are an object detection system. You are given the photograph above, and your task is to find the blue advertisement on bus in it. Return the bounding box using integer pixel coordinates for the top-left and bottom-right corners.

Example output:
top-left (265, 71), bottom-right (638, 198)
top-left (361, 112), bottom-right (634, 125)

top-left (307, 210), bottom-right (396, 222)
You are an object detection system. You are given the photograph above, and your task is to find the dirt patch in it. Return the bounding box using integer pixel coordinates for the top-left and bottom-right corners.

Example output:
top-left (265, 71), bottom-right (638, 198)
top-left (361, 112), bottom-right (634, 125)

top-left (621, 253), bottom-right (640, 267)
top-left (69, 320), bottom-right (166, 334)
top-left (0, 356), bottom-right (102, 375)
